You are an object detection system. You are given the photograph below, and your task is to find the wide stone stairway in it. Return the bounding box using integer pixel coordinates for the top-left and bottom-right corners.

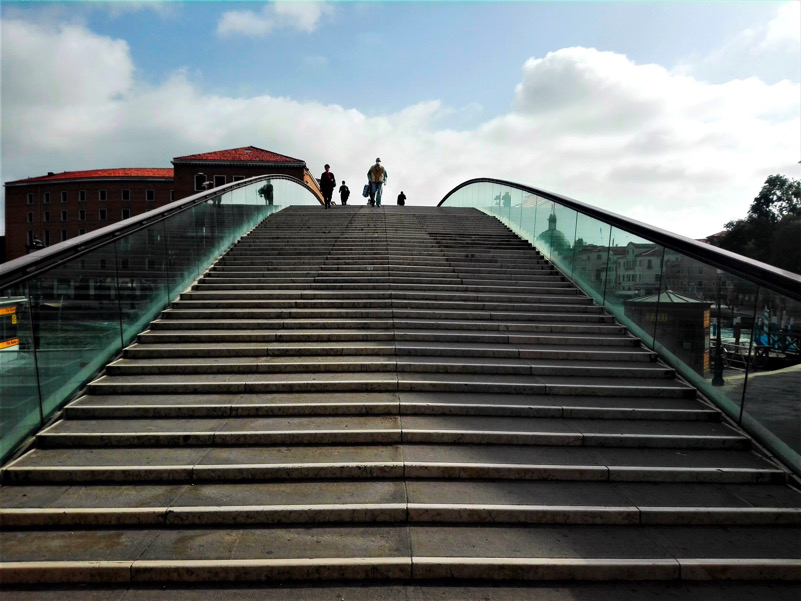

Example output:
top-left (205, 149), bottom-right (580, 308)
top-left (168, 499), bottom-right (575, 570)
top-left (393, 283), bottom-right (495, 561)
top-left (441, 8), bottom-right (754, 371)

top-left (2, 205), bottom-right (799, 599)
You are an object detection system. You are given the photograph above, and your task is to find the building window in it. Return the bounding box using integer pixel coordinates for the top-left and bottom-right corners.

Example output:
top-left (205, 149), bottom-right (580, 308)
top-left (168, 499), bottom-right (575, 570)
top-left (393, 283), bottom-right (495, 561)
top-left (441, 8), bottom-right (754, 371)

top-left (79, 190), bottom-right (86, 202)
top-left (194, 174), bottom-right (207, 191)
top-left (27, 231), bottom-right (34, 246)
top-left (170, 190), bottom-right (174, 201)
top-left (61, 210), bottom-right (67, 222)
top-left (99, 189), bottom-right (107, 202)
top-left (214, 175), bottom-right (226, 188)
top-left (79, 228), bottom-right (86, 236)
top-left (146, 189), bottom-right (155, 202)
top-left (43, 211), bottom-right (50, 223)
top-left (99, 209), bottom-right (107, 221)
top-left (122, 189), bottom-right (130, 201)
top-left (43, 192), bottom-right (50, 204)
top-left (27, 193), bottom-right (34, 205)
top-left (121, 208), bottom-right (131, 220)
top-left (43, 231), bottom-right (50, 245)
top-left (27, 212), bottom-right (34, 224)
top-left (232, 176), bottom-right (245, 182)
top-left (78, 209), bottom-right (86, 221)
top-left (61, 191), bottom-right (68, 203)
top-left (61, 230), bottom-right (68, 242)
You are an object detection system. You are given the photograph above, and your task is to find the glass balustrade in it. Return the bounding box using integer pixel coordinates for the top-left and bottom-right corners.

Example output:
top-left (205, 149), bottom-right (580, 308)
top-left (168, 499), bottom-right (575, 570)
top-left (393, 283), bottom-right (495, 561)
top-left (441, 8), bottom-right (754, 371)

top-left (442, 179), bottom-right (801, 476)
top-left (0, 175), bottom-right (320, 462)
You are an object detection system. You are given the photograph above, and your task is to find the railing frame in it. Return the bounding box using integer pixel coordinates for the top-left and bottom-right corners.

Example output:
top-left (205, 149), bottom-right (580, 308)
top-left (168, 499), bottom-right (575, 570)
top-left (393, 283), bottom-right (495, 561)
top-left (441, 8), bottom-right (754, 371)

top-left (441, 177), bottom-right (801, 476)
top-left (1, 175), bottom-right (320, 291)
top-left (440, 178), bottom-right (800, 302)
top-left (0, 174), bottom-right (319, 463)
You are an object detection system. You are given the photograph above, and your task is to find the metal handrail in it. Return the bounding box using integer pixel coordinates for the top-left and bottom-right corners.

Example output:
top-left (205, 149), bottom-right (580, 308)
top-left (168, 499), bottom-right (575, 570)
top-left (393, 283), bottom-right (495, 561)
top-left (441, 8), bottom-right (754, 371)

top-left (1, 174), bottom-right (319, 291)
top-left (440, 178), bottom-right (801, 302)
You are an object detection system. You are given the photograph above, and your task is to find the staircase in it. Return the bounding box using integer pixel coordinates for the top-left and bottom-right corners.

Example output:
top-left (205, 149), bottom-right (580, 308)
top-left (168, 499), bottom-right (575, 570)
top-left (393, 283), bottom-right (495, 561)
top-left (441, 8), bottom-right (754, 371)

top-left (2, 205), bottom-right (799, 597)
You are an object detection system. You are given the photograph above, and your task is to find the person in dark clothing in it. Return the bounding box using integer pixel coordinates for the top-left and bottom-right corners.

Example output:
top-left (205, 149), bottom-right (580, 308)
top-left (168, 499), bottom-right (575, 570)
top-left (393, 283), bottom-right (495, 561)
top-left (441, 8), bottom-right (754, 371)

top-left (258, 181), bottom-right (274, 205)
top-left (339, 181), bottom-right (350, 205)
top-left (320, 164), bottom-right (336, 208)
top-left (397, 191), bottom-right (406, 206)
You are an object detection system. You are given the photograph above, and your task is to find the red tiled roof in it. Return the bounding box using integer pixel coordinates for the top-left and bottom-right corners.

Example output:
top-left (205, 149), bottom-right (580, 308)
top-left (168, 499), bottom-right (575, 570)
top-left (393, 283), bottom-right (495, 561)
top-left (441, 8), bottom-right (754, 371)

top-left (173, 146), bottom-right (303, 164)
top-left (7, 168), bottom-right (173, 184)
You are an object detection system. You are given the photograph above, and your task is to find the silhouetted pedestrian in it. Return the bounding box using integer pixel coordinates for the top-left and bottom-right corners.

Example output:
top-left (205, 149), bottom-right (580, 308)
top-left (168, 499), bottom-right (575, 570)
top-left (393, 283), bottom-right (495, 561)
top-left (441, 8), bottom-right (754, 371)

top-left (320, 164), bottom-right (336, 209)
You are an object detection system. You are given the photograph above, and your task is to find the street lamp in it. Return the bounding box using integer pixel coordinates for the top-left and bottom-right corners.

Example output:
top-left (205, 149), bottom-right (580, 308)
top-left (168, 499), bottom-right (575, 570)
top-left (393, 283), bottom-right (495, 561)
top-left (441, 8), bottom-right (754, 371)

top-left (712, 270), bottom-right (725, 386)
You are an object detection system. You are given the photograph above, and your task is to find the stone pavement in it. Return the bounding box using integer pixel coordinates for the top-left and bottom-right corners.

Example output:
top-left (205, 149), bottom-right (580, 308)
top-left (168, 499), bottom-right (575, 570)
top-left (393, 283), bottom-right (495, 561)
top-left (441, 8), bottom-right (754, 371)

top-left (1, 206), bottom-right (799, 597)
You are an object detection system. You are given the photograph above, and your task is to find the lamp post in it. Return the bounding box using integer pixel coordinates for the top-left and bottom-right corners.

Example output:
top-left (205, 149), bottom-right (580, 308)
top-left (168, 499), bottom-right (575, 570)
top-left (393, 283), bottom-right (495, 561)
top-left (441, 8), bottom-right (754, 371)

top-left (712, 270), bottom-right (725, 386)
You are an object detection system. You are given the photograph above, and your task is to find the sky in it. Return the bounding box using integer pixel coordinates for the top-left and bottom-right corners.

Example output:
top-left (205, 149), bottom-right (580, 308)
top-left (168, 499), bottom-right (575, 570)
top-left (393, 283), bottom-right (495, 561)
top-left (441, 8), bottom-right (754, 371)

top-left (1, 0), bottom-right (799, 239)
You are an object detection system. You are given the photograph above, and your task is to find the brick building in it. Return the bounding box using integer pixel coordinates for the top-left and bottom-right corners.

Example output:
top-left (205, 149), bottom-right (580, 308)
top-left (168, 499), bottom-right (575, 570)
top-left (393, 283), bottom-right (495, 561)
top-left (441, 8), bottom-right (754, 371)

top-left (3, 146), bottom-right (319, 263)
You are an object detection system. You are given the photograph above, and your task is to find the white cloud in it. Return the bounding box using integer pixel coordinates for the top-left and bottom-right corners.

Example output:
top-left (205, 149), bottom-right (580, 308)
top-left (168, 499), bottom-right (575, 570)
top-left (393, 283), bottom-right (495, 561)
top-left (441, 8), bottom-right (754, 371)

top-left (217, 1), bottom-right (333, 38)
top-left (673, 1), bottom-right (800, 83)
top-left (754, 1), bottom-right (800, 54)
top-left (2, 16), bottom-right (798, 242)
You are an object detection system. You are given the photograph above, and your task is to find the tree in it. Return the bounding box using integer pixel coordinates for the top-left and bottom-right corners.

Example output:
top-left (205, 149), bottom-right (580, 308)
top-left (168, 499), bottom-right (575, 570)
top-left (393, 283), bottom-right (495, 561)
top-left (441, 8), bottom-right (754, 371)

top-left (717, 175), bottom-right (801, 274)
top-left (748, 174), bottom-right (801, 221)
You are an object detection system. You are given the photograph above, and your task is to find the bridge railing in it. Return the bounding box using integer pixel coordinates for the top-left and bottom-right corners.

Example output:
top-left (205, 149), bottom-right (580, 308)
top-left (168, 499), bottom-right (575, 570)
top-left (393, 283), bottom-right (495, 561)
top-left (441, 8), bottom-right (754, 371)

top-left (441, 178), bottom-right (801, 476)
top-left (0, 175), bottom-right (320, 463)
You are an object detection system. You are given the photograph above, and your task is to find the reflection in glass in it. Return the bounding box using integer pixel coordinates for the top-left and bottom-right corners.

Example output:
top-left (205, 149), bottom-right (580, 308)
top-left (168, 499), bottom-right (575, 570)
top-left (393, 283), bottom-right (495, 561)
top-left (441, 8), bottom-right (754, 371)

top-left (441, 180), bottom-right (800, 476)
top-left (740, 291), bottom-right (800, 468)
top-left (0, 176), bottom-right (321, 463)
top-left (0, 286), bottom-right (40, 459)
top-left (572, 215), bottom-right (612, 306)
top-left (28, 246), bottom-right (124, 418)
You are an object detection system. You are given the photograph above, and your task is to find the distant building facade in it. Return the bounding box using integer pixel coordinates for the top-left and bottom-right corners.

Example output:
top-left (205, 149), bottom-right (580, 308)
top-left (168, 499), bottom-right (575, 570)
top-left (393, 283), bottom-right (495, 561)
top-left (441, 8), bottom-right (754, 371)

top-left (3, 146), bottom-right (320, 263)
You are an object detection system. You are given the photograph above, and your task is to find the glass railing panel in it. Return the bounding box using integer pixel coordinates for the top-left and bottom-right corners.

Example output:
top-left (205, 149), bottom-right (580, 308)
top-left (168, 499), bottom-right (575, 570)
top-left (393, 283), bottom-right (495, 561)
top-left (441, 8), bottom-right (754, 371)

top-left (116, 224), bottom-right (171, 347)
top-left (519, 192), bottom-right (540, 242)
top-left (164, 206), bottom-right (202, 300)
top-left (533, 198), bottom-right (557, 261)
top-left (740, 291), bottom-right (800, 470)
top-left (572, 214), bottom-right (613, 306)
top-left (28, 246), bottom-right (124, 418)
top-left (652, 259), bottom-right (759, 419)
top-left (0, 287), bottom-right (40, 460)
top-left (543, 204), bottom-right (578, 278)
top-left (440, 178), bottom-right (800, 476)
top-left (0, 175), bottom-right (322, 463)
top-left (272, 177), bottom-right (323, 208)
top-left (602, 226), bottom-right (665, 348)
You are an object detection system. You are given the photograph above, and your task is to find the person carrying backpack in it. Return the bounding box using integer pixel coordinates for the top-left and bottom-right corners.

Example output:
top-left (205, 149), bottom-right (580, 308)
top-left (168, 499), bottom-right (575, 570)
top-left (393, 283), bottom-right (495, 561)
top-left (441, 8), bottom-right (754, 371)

top-left (339, 181), bottom-right (350, 205)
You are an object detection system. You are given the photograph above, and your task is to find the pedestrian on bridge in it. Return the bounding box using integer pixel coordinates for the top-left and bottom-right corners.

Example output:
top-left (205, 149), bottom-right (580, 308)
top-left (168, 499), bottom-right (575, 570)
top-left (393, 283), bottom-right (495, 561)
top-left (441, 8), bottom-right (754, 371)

top-left (339, 181), bottom-right (350, 205)
top-left (320, 164), bottom-right (336, 209)
top-left (367, 158), bottom-right (387, 207)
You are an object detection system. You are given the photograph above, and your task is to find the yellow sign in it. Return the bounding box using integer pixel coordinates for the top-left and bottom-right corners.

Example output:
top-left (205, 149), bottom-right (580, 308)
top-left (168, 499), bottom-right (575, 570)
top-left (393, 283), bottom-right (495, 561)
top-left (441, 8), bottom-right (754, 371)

top-left (0, 338), bottom-right (19, 350)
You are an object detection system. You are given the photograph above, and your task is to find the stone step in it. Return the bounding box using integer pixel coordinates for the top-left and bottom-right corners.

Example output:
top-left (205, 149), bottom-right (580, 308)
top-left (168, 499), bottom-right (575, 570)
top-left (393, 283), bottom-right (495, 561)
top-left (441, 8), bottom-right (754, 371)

top-left (3, 205), bottom-right (797, 592)
top-left (1, 446), bottom-right (784, 484)
top-left (104, 357), bottom-right (674, 378)
top-left (1, 524), bottom-right (799, 584)
top-left (123, 342), bottom-right (656, 361)
top-left (63, 392), bottom-right (719, 420)
top-left (83, 372), bottom-right (694, 396)
top-left (35, 415), bottom-right (743, 449)
top-left (4, 503), bottom-right (799, 528)
top-left (160, 307), bottom-right (606, 320)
